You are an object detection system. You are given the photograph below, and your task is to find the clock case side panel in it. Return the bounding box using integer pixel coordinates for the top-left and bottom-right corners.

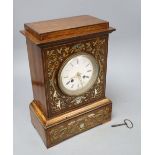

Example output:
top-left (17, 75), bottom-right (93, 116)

top-left (26, 38), bottom-right (48, 117)
top-left (41, 32), bottom-right (109, 118)
top-left (103, 35), bottom-right (109, 95)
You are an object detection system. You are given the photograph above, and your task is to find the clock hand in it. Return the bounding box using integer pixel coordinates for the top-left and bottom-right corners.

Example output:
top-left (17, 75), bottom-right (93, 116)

top-left (66, 81), bottom-right (70, 85)
top-left (77, 75), bottom-right (83, 87)
top-left (70, 72), bottom-right (81, 80)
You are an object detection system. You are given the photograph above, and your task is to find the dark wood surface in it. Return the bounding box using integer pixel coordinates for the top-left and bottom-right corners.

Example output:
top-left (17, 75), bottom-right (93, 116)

top-left (24, 15), bottom-right (109, 40)
top-left (42, 35), bottom-right (108, 118)
top-left (22, 16), bottom-right (116, 118)
top-left (30, 98), bottom-right (112, 148)
top-left (21, 15), bottom-right (115, 148)
top-left (21, 15), bottom-right (115, 44)
top-left (26, 39), bottom-right (49, 117)
top-left (25, 15), bottom-right (108, 35)
top-left (26, 34), bottom-right (109, 118)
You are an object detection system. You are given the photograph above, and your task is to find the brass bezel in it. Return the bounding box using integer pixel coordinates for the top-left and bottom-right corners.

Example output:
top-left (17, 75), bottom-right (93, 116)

top-left (58, 52), bottom-right (99, 96)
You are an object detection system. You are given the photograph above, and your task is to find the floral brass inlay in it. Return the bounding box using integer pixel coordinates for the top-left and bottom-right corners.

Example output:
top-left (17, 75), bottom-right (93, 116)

top-left (48, 104), bottom-right (112, 144)
top-left (44, 37), bottom-right (107, 116)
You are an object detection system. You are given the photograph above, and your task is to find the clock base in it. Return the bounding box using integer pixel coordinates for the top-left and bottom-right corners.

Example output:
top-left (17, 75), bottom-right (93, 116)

top-left (29, 98), bottom-right (112, 148)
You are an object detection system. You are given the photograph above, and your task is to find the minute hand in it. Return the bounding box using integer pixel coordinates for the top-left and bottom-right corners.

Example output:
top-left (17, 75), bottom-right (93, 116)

top-left (77, 75), bottom-right (83, 87)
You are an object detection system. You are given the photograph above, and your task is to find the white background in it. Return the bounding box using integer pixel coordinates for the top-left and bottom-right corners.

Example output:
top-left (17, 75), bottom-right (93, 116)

top-left (2, 0), bottom-right (154, 155)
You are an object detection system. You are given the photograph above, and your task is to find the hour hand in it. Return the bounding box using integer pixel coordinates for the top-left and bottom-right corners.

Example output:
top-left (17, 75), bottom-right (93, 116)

top-left (66, 78), bottom-right (74, 85)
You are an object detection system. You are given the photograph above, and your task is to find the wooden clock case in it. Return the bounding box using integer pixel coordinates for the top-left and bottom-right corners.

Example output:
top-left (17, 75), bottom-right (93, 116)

top-left (21, 15), bottom-right (115, 148)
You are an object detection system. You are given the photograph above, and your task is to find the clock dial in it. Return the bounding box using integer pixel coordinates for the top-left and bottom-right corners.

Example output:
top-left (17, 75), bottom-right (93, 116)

top-left (58, 53), bottom-right (99, 96)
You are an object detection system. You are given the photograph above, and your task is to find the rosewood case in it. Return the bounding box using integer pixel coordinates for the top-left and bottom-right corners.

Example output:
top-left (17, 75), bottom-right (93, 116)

top-left (21, 15), bottom-right (115, 148)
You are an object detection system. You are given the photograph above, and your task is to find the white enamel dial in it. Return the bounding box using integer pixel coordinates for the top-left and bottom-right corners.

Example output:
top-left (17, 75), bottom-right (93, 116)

top-left (58, 53), bottom-right (99, 96)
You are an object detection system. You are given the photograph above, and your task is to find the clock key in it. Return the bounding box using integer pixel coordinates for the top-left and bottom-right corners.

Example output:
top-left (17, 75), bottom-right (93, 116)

top-left (111, 119), bottom-right (133, 129)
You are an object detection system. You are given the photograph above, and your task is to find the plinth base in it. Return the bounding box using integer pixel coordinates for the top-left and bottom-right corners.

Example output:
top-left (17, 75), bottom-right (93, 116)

top-left (29, 98), bottom-right (112, 148)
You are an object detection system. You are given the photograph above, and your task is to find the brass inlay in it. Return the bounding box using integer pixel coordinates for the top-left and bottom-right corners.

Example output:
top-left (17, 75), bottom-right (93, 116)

top-left (45, 37), bottom-right (107, 116)
top-left (30, 98), bottom-right (112, 128)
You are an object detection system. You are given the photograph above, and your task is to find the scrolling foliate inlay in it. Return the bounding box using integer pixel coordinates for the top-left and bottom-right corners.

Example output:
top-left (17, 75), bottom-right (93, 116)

top-left (48, 104), bottom-right (112, 144)
top-left (45, 37), bottom-right (107, 116)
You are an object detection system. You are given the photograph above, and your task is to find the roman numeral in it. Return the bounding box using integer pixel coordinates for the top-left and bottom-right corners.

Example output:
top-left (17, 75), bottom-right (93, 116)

top-left (86, 63), bottom-right (90, 67)
top-left (70, 63), bottom-right (74, 67)
top-left (87, 70), bottom-right (92, 72)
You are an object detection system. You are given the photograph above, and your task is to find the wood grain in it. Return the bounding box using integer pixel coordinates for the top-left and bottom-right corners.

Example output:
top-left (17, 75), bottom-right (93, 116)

top-left (21, 15), bottom-right (115, 148)
top-left (26, 39), bottom-right (48, 117)
top-left (21, 15), bottom-right (115, 44)
top-left (24, 15), bottom-right (109, 40)
top-left (30, 98), bottom-right (112, 148)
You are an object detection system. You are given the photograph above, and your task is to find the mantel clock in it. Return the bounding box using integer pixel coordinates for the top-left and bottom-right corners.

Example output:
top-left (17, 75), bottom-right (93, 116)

top-left (21, 15), bottom-right (115, 148)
